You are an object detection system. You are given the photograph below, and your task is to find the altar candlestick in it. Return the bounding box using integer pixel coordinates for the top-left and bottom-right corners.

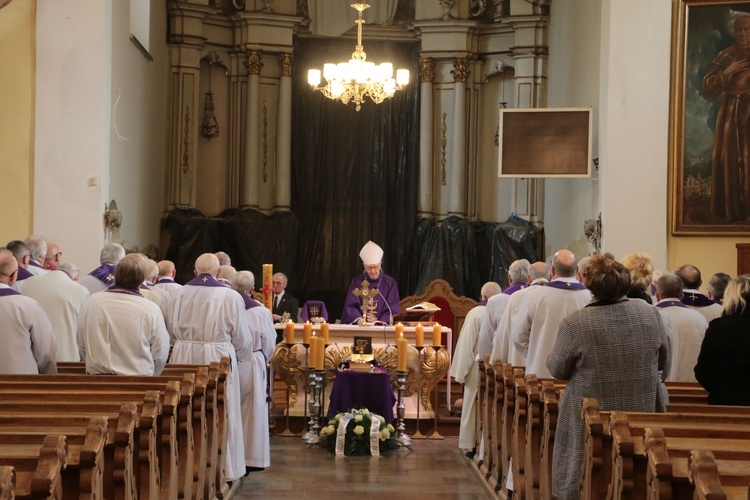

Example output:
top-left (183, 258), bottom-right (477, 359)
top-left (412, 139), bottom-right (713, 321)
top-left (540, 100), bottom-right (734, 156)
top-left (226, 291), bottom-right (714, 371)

top-left (284, 320), bottom-right (295, 344)
top-left (395, 322), bottom-right (404, 340)
top-left (415, 323), bottom-right (425, 347)
top-left (303, 322), bottom-right (312, 344)
top-left (433, 323), bottom-right (442, 346)
top-left (321, 322), bottom-right (330, 344)
top-left (397, 338), bottom-right (408, 371)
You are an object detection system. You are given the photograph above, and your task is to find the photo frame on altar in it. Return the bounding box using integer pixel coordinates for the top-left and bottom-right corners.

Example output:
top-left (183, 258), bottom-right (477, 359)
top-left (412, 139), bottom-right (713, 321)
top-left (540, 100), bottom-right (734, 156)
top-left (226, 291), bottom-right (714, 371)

top-left (352, 336), bottom-right (373, 362)
top-left (670, 0), bottom-right (750, 235)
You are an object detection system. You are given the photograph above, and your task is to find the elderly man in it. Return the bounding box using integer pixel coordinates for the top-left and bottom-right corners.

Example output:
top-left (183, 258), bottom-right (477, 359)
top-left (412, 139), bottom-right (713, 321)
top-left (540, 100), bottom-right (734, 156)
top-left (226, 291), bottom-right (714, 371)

top-left (674, 264), bottom-right (723, 322)
top-left (217, 265), bottom-right (237, 287)
top-left (512, 250), bottom-right (591, 378)
top-left (78, 243), bottom-right (126, 293)
top-left (6, 240), bottom-right (33, 283)
top-left (21, 263), bottom-right (90, 361)
top-left (43, 242), bottom-right (62, 270)
top-left (24, 235), bottom-right (48, 276)
top-left (0, 249), bottom-right (57, 374)
top-left (341, 241), bottom-right (400, 325)
top-left (77, 254), bottom-right (169, 376)
top-left (232, 271), bottom-right (276, 473)
top-left (167, 253), bottom-right (251, 483)
top-left (655, 274), bottom-right (708, 382)
top-left (477, 259), bottom-right (530, 361)
top-left (152, 260), bottom-right (182, 299)
top-left (215, 251), bottom-right (231, 266)
top-left (271, 272), bottom-right (298, 322)
top-left (707, 272), bottom-right (731, 304)
top-left (451, 281), bottom-right (502, 457)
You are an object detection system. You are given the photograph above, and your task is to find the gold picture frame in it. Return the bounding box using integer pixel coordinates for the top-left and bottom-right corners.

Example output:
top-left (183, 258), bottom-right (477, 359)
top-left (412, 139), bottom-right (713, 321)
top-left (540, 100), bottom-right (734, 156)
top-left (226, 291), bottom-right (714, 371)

top-left (670, 0), bottom-right (750, 234)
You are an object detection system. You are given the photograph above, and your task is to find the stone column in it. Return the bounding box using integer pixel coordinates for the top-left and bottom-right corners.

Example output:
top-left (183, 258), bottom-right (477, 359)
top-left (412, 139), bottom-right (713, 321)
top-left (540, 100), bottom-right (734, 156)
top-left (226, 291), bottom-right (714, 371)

top-left (241, 50), bottom-right (262, 208)
top-left (274, 52), bottom-right (293, 212)
top-left (448, 57), bottom-right (469, 217)
top-left (418, 57), bottom-right (435, 218)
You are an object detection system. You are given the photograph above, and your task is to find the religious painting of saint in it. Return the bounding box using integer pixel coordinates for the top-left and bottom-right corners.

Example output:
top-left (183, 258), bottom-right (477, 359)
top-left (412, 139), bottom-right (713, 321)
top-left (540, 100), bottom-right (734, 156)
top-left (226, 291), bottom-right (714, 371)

top-left (671, 0), bottom-right (750, 234)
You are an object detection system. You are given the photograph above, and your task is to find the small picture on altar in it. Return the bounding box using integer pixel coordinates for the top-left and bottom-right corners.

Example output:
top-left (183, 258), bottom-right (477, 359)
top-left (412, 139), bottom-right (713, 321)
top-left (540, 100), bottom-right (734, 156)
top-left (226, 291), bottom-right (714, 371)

top-left (353, 336), bottom-right (373, 355)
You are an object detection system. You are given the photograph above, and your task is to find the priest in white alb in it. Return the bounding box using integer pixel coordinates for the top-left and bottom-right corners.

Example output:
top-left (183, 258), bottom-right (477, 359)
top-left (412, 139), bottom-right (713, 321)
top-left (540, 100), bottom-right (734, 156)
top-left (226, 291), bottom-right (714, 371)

top-left (167, 253), bottom-right (252, 483)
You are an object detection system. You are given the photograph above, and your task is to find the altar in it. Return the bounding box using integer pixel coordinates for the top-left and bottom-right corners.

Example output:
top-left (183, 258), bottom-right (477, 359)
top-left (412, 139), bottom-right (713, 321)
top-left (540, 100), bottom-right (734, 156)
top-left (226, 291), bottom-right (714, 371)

top-left (270, 323), bottom-right (453, 424)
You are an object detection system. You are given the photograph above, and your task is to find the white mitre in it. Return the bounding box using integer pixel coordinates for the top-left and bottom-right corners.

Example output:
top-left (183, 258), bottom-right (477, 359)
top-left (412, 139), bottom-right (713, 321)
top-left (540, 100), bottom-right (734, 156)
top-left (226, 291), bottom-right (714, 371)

top-left (359, 241), bottom-right (384, 265)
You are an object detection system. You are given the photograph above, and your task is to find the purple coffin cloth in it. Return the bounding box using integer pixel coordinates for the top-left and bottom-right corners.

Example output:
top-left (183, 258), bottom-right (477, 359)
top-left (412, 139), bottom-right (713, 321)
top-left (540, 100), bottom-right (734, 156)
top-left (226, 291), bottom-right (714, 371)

top-left (299, 300), bottom-right (329, 322)
top-left (327, 370), bottom-right (396, 423)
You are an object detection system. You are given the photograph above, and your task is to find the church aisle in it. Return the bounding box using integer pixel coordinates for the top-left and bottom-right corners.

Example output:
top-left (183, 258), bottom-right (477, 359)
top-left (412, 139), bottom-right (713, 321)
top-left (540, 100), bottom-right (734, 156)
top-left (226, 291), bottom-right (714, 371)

top-left (233, 434), bottom-right (492, 499)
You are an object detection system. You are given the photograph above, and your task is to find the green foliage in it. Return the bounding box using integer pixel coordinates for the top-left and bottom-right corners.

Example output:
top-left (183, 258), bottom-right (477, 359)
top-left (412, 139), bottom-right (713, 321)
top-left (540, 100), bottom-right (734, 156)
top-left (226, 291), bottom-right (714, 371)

top-left (312, 408), bottom-right (409, 455)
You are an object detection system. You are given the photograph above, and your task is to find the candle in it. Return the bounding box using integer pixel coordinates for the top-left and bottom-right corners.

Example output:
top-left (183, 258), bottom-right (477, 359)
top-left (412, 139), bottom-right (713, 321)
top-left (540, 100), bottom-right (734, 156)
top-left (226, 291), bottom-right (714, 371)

top-left (308, 335), bottom-right (318, 368)
top-left (284, 321), bottom-right (295, 344)
top-left (262, 263), bottom-right (273, 311)
top-left (415, 323), bottom-right (424, 347)
top-left (321, 322), bottom-right (329, 344)
top-left (395, 322), bottom-right (404, 340)
top-left (397, 338), bottom-right (408, 371)
top-left (303, 322), bottom-right (312, 344)
top-left (432, 323), bottom-right (442, 347)
top-left (317, 337), bottom-right (326, 370)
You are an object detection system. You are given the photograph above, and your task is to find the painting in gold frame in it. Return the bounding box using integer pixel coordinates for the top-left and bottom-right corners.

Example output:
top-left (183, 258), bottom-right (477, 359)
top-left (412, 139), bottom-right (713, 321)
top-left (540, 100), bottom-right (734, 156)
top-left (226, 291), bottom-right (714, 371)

top-left (671, 0), bottom-right (750, 235)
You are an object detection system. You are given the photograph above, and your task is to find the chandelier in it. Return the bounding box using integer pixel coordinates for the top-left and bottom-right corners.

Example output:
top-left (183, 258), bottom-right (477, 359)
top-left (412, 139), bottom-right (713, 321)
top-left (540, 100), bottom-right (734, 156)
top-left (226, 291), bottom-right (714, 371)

top-left (307, 3), bottom-right (410, 112)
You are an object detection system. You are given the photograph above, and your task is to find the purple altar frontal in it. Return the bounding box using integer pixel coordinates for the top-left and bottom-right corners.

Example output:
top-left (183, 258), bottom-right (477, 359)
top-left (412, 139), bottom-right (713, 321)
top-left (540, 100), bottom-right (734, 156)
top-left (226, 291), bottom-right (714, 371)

top-left (328, 370), bottom-right (397, 423)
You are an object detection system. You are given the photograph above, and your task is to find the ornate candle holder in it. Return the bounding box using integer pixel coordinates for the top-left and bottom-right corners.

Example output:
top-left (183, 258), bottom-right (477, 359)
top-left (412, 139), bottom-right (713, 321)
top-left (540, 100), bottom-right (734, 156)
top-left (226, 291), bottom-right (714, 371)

top-left (310, 369), bottom-right (326, 442)
top-left (395, 369), bottom-right (411, 446)
top-left (412, 345), bottom-right (427, 439)
top-left (270, 341), bottom-right (301, 436)
top-left (302, 363), bottom-right (317, 444)
top-left (426, 345), bottom-right (450, 440)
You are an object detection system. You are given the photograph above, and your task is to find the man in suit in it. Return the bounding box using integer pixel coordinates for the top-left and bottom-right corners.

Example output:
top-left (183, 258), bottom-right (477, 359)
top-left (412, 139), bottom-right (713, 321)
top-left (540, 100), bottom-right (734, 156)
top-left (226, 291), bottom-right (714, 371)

top-left (271, 272), bottom-right (298, 323)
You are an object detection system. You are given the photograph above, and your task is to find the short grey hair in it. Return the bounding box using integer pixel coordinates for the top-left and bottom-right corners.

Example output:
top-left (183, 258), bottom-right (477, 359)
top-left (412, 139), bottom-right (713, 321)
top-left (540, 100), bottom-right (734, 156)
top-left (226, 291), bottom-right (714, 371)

top-left (24, 235), bottom-right (47, 262)
top-left (481, 281), bottom-right (502, 299)
top-left (272, 272), bottom-right (288, 284)
top-left (100, 243), bottom-right (126, 265)
top-left (214, 251), bottom-right (231, 266)
top-left (57, 262), bottom-right (80, 279)
top-left (232, 270), bottom-right (256, 294)
top-left (219, 265), bottom-right (237, 280)
top-left (195, 253), bottom-right (220, 276)
top-left (508, 259), bottom-right (531, 284)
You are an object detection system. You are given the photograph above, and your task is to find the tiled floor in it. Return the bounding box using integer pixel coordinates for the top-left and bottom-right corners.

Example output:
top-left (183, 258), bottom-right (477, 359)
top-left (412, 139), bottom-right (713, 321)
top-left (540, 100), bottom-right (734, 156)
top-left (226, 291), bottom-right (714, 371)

top-left (233, 434), bottom-right (492, 499)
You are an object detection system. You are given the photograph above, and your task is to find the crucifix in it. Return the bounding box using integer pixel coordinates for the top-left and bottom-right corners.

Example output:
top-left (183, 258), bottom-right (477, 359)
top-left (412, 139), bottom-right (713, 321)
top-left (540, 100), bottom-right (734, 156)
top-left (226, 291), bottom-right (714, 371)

top-left (351, 280), bottom-right (378, 324)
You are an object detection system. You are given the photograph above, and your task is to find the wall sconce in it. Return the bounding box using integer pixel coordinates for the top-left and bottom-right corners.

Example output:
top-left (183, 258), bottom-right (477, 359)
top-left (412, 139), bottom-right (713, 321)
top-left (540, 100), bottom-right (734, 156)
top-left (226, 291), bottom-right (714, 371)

top-left (104, 200), bottom-right (123, 234)
top-left (584, 212), bottom-right (602, 254)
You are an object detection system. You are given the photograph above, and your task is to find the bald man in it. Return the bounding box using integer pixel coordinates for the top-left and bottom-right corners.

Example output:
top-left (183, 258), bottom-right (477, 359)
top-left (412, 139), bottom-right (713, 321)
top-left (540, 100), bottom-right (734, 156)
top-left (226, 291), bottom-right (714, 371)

top-left (511, 250), bottom-right (591, 378)
top-left (674, 264), bottom-right (722, 322)
top-left (152, 260), bottom-right (182, 299)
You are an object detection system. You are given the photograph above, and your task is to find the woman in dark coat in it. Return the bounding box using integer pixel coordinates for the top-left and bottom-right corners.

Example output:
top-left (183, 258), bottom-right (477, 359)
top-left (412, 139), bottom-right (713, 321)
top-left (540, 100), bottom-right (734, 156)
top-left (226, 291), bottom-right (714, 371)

top-left (546, 253), bottom-right (669, 500)
top-left (694, 275), bottom-right (750, 405)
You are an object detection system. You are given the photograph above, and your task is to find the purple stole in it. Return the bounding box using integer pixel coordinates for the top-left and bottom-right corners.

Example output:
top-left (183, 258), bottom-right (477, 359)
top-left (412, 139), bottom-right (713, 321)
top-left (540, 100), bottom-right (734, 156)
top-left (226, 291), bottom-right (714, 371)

top-left (89, 264), bottom-right (117, 287)
top-left (28, 260), bottom-right (44, 270)
top-left (502, 283), bottom-right (526, 295)
top-left (139, 283), bottom-right (152, 291)
top-left (16, 267), bottom-right (33, 281)
top-left (155, 277), bottom-right (176, 285)
top-left (217, 278), bottom-right (232, 288)
top-left (656, 300), bottom-right (688, 309)
top-left (0, 288), bottom-right (21, 297)
top-left (186, 274), bottom-right (224, 287)
top-left (681, 291), bottom-right (716, 308)
top-left (242, 294), bottom-right (263, 310)
top-left (105, 285), bottom-right (143, 297)
top-left (476, 298), bottom-right (489, 307)
top-left (545, 280), bottom-right (587, 291)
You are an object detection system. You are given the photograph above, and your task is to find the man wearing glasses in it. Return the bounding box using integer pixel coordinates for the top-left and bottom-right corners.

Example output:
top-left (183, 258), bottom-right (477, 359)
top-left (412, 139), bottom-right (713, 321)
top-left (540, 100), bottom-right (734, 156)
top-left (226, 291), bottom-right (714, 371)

top-left (271, 272), bottom-right (298, 323)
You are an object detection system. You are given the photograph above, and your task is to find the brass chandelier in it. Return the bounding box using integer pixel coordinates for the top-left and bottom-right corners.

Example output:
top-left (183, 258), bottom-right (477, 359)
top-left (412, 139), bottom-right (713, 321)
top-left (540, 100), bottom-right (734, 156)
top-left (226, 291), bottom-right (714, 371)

top-left (307, 3), bottom-right (410, 112)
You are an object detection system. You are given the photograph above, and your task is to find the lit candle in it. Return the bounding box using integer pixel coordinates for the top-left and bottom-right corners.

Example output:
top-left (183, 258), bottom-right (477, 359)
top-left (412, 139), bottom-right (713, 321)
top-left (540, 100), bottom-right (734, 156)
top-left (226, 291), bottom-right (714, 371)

top-left (316, 337), bottom-right (326, 370)
top-left (415, 323), bottom-right (424, 347)
top-left (303, 322), bottom-right (312, 344)
top-left (284, 320), bottom-right (295, 344)
top-left (395, 322), bottom-right (404, 340)
top-left (308, 335), bottom-right (318, 368)
top-left (321, 322), bottom-right (330, 344)
top-left (432, 323), bottom-right (442, 347)
top-left (397, 338), bottom-right (408, 371)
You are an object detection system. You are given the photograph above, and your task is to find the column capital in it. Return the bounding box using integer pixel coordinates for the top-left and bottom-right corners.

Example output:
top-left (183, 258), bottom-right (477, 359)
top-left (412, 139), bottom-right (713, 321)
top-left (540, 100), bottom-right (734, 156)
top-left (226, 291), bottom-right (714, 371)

top-left (279, 52), bottom-right (294, 77)
top-left (419, 57), bottom-right (436, 83)
top-left (245, 50), bottom-right (263, 75)
top-left (451, 57), bottom-right (469, 82)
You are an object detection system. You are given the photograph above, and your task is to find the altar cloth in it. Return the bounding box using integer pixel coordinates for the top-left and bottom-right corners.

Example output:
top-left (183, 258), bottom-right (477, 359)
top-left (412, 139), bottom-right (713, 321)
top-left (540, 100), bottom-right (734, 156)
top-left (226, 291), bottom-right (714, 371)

top-left (328, 370), bottom-right (397, 423)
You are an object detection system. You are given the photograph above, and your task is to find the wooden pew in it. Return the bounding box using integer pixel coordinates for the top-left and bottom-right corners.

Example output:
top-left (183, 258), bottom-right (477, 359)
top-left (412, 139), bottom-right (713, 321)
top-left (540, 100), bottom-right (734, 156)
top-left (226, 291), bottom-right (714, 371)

top-left (0, 466), bottom-right (14, 500)
top-left (0, 434), bottom-right (67, 500)
top-left (490, 360), bottom-right (506, 494)
top-left (480, 357), bottom-right (495, 481)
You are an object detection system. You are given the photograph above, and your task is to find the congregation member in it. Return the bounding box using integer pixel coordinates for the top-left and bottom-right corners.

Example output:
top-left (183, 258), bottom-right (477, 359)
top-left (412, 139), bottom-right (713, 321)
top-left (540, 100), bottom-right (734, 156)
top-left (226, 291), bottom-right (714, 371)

top-left (621, 252), bottom-right (655, 304)
top-left (0, 249), bottom-right (57, 374)
top-left (490, 261), bottom-right (551, 367)
top-left (707, 272), bottom-right (731, 304)
top-left (167, 253), bottom-right (251, 483)
top-left (43, 241), bottom-right (62, 270)
top-left (511, 249), bottom-right (591, 378)
top-left (77, 254), bottom-right (170, 376)
top-left (341, 240), bottom-right (400, 325)
top-left (21, 263), bottom-right (90, 361)
top-left (78, 243), bottom-right (126, 293)
top-left (271, 272), bottom-right (299, 323)
top-left (451, 281), bottom-right (501, 457)
top-left (57, 262), bottom-right (81, 280)
top-left (695, 275), bottom-right (750, 405)
top-left (476, 259), bottom-right (529, 361)
top-left (674, 264), bottom-right (723, 321)
top-left (152, 260), bottom-right (183, 299)
top-left (217, 264), bottom-right (237, 286)
top-left (231, 271), bottom-right (275, 473)
top-left (6, 240), bottom-right (33, 282)
top-left (655, 274), bottom-right (707, 382)
top-left (24, 235), bottom-right (48, 276)
top-left (215, 251), bottom-right (231, 266)
top-left (547, 253), bottom-right (669, 500)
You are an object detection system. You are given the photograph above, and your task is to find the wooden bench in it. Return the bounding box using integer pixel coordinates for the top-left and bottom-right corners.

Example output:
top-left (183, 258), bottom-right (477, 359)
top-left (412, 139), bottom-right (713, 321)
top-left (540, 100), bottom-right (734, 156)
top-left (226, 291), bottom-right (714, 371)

top-left (0, 466), bottom-right (15, 500)
top-left (0, 434), bottom-right (67, 500)
top-left (685, 448), bottom-right (750, 500)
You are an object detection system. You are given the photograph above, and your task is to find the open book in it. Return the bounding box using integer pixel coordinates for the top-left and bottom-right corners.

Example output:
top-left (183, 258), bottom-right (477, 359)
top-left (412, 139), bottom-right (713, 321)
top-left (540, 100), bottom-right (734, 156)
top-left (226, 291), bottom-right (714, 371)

top-left (405, 301), bottom-right (441, 312)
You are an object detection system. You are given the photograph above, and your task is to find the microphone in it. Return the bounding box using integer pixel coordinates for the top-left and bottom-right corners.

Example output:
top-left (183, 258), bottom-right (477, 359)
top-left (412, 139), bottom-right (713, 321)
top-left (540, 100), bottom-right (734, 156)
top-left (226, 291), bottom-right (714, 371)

top-left (376, 288), bottom-right (393, 326)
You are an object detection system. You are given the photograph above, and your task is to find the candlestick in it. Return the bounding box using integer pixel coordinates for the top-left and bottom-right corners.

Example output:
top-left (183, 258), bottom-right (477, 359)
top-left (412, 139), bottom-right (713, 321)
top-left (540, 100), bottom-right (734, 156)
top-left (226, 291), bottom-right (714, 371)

top-left (395, 369), bottom-right (411, 446)
top-left (432, 323), bottom-right (442, 347)
top-left (397, 338), bottom-right (408, 371)
top-left (395, 322), bottom-right (404, 341)
top-left (415, 323), bottom-right (424, 347)
top-left (303, 322), bottom-right (312, 344)
top-left (321, 322), bottom-right (329, 344)
top-left (284, 320), bottom-right (295, 344)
